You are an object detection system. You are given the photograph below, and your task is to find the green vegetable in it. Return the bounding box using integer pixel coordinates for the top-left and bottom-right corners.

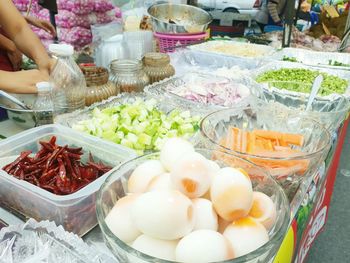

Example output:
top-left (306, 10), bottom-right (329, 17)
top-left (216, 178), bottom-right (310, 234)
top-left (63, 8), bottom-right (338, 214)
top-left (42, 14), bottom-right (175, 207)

top-left (73, 99), bottom-right (201, 154)
top-left (256, 68), bottom-right (348, 96)
top-left (328, 60), bottom-right (350, 67)
top-left (282, 56), bottom-right (299, 63)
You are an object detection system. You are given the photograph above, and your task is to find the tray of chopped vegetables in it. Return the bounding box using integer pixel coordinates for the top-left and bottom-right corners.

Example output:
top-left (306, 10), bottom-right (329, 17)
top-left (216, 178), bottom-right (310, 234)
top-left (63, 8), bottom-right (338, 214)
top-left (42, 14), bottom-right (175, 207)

top-left (55, 93), bottom-right (202, 155)
top-left (145, 72), bottom-right (261, 113)
top-left (253, 61), bottom-right (350, 101)
top-left (185, 41), bottom-right (276, 70)
top-left (272, 47), bottom-right (350, 71)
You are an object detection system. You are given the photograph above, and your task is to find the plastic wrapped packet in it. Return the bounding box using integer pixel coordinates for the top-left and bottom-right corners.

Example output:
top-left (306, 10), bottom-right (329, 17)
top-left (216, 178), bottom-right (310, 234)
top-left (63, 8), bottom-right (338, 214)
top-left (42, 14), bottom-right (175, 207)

top-left (0, 219), bottom-right (117, 263)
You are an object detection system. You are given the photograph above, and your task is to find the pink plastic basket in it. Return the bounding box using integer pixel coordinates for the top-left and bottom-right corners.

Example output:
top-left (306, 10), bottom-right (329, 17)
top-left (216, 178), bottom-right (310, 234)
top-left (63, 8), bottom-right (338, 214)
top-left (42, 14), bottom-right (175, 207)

top-left (154, 32), bottom-right (207, 53)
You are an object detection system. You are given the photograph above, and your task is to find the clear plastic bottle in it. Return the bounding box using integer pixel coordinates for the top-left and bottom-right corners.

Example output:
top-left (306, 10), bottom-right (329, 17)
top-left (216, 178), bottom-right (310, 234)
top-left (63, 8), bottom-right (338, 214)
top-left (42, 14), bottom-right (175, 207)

top-left (49, 44), bottom-right (86, 119)
top-left (33, 82), bottom-right (53, 126)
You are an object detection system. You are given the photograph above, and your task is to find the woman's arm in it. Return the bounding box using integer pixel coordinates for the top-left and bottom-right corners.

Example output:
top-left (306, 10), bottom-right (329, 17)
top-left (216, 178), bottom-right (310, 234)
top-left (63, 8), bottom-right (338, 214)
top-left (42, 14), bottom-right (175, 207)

top-left (0, 33), bottom-right (16, 53)
top-left (0, 34), bottom-right (23, 71)
top-left (0, 69), bottom-right (48, 93)
top-left (0, 0), bottom-right (52, 74)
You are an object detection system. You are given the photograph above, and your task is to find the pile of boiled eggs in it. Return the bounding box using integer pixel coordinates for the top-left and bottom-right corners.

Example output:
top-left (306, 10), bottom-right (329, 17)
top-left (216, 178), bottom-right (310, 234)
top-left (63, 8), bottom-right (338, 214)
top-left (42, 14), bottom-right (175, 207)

top-left (105, 138), bottom-right (277, 263)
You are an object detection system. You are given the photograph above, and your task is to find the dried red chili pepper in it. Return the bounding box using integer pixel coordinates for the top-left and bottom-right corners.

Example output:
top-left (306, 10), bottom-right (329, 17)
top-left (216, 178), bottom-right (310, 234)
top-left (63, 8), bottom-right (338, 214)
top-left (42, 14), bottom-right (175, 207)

top-left (2, 136), bottom-right (112, 195)
top-left (3, 151), bottom-right (31, 173)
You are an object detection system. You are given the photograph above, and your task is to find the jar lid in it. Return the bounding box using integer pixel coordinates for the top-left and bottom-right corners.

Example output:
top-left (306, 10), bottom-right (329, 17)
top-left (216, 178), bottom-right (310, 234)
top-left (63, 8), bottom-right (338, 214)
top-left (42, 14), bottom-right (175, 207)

top-left (143, 53), bottom-right (170, 67)
top-left (36, 82), bottom-right (52, 93)
top-left (49, 44), bottom-right (74, 57)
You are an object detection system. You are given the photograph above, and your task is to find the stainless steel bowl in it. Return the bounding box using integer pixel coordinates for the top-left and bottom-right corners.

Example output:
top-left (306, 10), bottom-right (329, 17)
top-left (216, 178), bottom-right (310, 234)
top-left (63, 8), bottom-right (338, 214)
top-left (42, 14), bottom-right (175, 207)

top-left (147, 3), bottom-right (212, 34)
top-left (0, 94), bottom-right (37, 129)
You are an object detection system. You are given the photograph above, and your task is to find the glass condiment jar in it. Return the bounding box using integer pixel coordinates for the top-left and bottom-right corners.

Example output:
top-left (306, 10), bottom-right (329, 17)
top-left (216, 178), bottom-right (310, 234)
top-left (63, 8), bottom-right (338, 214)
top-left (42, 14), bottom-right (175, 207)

top-left (143, 52), bottom-right (175, 84)
top-left (110, 59), bottom-right (150, 93)
top-left (81, 66), bottom-right (118, 106)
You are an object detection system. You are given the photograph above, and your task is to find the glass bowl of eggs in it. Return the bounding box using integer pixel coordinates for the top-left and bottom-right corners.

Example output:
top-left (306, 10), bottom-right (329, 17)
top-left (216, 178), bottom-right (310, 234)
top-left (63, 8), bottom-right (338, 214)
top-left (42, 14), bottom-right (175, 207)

top-left (200, 106), bottom-right (331, 200)
top-left (96, 138), bottom-right (290, 263)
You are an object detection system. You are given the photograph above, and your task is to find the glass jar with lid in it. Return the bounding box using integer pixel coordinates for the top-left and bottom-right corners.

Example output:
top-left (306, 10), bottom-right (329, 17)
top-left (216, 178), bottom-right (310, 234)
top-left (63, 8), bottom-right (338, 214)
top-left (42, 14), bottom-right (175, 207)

top-left (110, 59), bottom-right (150, 93)
top-left (143, 52), bottom-right (175, 84)
top-left (81, 66), bottom-right (118, 106)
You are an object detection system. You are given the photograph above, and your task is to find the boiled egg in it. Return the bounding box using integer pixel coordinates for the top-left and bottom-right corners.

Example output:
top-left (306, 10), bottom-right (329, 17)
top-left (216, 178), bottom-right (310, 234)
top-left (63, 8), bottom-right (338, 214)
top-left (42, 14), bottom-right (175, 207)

top-left (131, 190), bottom-right (195, 240)
top-left (249, 192), bottom-right (277, 230)
top-left (192, 198), bottom-right (218, 231)
top-left (128, 160), bottom-right (165, 193)
top-left (171, 152), bottom-right (212, 198)
top-left (211, 167), bottom-right (253, 221)
top-left (218, 216), bottom-right (231, 234)
top-left (146, 173), bottom-right (173, 192)
top-left (132, 235), bottom-right (178, 261)
top-left (224, 217), bottom-right (269, 258)
top-left (176, 230), bottom-right (234, 263)
top-left (160, 138), bottom-right (194, 172)
top-left (105, 194), bottom-right (141, 243)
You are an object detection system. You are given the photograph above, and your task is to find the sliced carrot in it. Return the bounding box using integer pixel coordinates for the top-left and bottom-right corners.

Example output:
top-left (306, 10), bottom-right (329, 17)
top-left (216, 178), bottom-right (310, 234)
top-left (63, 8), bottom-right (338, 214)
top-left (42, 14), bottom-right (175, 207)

top-left (241, 131), bottom-right (248, 153)
top-left (254, 130), bottom-right (304, 147)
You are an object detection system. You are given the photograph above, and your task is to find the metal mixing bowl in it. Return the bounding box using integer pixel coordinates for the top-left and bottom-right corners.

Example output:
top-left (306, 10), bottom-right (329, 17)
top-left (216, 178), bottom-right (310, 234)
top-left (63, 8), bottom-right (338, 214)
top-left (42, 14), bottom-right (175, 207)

top-left (147, 3), bottom-right (212, 34)
top-left (0, 94), bottom-right (37, 129)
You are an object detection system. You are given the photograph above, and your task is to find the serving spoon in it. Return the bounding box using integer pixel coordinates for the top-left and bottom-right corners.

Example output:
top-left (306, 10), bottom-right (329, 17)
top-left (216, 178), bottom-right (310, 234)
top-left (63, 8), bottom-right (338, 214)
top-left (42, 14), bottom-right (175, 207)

top-left (306, 75), bottom-right (323, 111)
top-left (0, 90), bottom-right (31, 111)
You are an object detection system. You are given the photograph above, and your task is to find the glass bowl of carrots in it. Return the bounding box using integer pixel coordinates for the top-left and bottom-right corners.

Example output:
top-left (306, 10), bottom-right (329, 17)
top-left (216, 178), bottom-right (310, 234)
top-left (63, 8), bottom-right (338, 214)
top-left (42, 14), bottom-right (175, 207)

top-left (200, 106), bottom-right (331, 200)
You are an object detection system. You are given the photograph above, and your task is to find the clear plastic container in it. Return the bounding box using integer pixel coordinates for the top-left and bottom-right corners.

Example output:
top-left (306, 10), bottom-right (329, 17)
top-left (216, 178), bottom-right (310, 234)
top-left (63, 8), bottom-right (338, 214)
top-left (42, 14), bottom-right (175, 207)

top-left (110, 59), bottom-right (150, 93)
top-left (49, 44), bottom-right (87, 120)
top-left (0, 124), bottom-right (136, 236)
top-left (33, 82), bottom-right (54, 126)
top-left (96, 150), bottom-right (290, 263)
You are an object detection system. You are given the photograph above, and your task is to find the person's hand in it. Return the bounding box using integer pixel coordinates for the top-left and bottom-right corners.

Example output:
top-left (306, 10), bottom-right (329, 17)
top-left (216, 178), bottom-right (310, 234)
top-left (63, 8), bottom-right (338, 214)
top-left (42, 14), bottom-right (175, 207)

top-left (6, 69), bottom-right (49, 94)
top-left (38, 58), bottom-right (57, 76)
top-left (25, 16), bottom-right (56, 37)
top-left (7, 48), bottom-right (23, 71)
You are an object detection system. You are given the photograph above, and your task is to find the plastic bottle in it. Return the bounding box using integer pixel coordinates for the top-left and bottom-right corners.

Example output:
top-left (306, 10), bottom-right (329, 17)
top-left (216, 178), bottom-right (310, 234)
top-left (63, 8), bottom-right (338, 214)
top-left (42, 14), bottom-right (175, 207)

top-left (49, 44), bottom-right (86, 119)
top-left (33, 82), bottom-right (53, 126)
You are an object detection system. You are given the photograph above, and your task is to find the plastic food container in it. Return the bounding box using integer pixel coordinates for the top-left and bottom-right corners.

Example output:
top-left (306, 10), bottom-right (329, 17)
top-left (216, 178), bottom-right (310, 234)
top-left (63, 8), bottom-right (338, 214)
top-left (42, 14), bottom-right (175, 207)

top-left (145, 72), bottom-right (261, 115)
top-left (96, 149), bottom-right (290, 263)
top-left (55, 92), bottom-right (203, 151)
top-left (200, 106), bottom-right (331, 200)
top-left (253, 61), bottom-right (350, 100)
top-left (0, 124), bottom-right (136, 236)
top-left (271, 47), bottom-right (350, 71)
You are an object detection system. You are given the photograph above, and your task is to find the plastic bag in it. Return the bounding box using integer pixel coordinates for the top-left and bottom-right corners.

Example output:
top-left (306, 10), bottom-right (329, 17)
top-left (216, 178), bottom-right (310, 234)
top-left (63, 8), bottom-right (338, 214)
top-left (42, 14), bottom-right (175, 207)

top-left (91, 20), bottom-right (123, 47)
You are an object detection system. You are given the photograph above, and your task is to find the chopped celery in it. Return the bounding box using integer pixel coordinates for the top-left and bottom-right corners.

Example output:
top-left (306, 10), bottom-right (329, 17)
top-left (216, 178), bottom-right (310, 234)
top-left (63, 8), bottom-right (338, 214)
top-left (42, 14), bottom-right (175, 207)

top-left (72, 99), bottom-right (200, 154)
